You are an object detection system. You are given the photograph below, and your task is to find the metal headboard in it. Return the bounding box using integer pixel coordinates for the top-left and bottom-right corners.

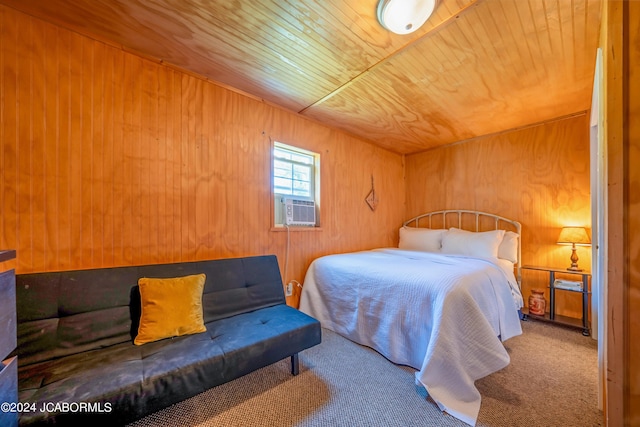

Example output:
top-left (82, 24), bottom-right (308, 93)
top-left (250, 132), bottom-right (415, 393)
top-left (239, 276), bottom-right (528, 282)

top-left (403, 209), bottom-right (522, 285)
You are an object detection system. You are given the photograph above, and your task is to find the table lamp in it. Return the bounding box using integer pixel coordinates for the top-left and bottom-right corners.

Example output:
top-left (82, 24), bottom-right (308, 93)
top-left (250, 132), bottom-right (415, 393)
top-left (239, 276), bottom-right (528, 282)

top-left (557, 226), bottom-right (591, 271)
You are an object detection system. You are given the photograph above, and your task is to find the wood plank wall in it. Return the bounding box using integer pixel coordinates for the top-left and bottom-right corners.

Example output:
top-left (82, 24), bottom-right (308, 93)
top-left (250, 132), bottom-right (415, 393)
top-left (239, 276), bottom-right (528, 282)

top-left (624, 1), bottom-right (639, 422)
top-left (0, 6), bottom-right (406, 295)
top-left (0, 2), bottom-right (596, 325)
top-left (405, 114), bottom-right (592, 319)
top-left (600, 2), bottom-right (624, 424)
top-left (600, 1), bottom-right (640, 423)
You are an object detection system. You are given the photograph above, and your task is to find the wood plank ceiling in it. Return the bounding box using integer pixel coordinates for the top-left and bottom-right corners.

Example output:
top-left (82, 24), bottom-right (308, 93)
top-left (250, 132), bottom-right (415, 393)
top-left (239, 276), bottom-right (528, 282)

top-left (0, 0), bottom-right (602, 154)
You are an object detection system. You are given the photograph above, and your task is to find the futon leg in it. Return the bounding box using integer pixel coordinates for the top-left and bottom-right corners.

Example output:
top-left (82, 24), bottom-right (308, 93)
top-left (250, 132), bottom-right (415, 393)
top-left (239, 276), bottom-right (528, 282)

top-left (290, 353), bottom-right (299, 375)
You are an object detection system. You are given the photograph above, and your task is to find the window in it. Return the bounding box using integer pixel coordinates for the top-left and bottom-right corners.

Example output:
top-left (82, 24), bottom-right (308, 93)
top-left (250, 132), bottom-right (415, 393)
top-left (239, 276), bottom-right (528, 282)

top-left (273, 142), bottom-right (319, 227)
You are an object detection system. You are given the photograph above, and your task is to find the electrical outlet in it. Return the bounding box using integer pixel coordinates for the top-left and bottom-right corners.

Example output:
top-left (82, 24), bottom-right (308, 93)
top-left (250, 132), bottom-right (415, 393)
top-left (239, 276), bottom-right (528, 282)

top-left (285, 282), bottom-right (293, 296)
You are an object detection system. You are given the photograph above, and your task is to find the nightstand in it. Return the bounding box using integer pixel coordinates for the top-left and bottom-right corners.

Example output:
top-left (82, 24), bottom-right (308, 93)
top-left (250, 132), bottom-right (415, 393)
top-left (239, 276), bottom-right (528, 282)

top-left (521, 265), bottom-right (591, 336)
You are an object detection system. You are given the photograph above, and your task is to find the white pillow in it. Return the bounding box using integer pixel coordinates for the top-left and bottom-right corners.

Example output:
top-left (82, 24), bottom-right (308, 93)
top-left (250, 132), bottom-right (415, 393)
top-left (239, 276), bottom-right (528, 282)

top-left (441, 228), bottom-right (505, 258)
top-left (398, 227), bottom-right (445, 252)
top-left (498, 231), bottom-right (519, 263)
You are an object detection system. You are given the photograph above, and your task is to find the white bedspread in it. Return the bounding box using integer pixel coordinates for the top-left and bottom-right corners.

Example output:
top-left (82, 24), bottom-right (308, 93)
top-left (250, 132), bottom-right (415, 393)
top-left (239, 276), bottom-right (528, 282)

top-left (299, 248), bottom-right (523, 426)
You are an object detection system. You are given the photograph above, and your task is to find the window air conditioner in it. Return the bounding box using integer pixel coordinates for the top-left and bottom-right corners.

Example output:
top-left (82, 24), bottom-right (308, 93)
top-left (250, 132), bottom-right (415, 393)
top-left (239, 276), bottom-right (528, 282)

top-left (283, 198), bottom-right (316, 226)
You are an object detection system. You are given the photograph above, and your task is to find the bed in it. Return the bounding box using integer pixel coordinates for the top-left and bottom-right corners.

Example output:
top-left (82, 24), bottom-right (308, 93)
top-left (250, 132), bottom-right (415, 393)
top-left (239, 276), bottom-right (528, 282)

top-left (299, 210), bottom-right (524, 426)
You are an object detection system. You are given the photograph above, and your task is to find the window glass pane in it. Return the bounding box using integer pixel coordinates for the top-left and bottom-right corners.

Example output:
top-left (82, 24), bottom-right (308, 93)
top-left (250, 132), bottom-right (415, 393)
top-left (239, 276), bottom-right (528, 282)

top-left (274, 143), bottom-right (316, 200)
top-left (274, 160), bottom-right (292, 179)
top-left (293, 164), bottom-right (310, 181)
top-left (291, 152), bottom-right (312, 164)
top-left (293, 181), bottom-right (310, 196)
top-left (274, 177), bottom-right (293, 194)
top-left (274, 148), bottom-right (292, 160)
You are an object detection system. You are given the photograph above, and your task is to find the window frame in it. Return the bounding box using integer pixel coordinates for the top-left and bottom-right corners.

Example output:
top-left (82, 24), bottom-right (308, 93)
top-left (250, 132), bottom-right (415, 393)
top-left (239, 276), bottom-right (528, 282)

top-left (272, 141), bottom-right (320, 228)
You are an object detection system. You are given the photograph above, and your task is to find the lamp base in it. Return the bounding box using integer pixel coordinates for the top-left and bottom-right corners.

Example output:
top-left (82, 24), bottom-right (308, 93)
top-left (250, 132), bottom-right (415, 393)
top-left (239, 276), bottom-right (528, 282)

top-left (567, 246), bottom-right (582, 272)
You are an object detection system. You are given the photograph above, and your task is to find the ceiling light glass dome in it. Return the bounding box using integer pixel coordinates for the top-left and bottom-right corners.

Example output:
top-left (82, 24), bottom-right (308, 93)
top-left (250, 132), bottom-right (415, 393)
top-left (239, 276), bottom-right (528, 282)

top-left (377, 0), bottom-right (437, 35)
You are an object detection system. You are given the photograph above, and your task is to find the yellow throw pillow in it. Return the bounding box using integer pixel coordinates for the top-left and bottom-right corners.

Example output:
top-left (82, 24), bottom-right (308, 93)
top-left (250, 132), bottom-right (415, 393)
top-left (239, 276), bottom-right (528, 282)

top-left (134, 274), bottom-right (207, 345)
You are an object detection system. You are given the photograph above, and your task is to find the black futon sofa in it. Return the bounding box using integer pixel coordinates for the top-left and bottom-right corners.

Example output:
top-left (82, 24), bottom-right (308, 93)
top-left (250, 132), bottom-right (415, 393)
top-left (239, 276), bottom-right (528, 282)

top-left (12, 255), bottom-right (321, 426)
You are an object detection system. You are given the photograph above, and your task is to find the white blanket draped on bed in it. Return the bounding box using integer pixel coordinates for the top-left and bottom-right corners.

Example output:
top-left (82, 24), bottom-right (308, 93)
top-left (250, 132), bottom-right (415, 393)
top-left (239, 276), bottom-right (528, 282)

top-left (299, 248), bottom-right (523, 426)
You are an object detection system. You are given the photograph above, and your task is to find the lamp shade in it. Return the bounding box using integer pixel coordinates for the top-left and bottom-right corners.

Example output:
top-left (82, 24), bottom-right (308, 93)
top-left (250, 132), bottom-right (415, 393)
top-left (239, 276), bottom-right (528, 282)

top-left (557, 227), bottom-right (591, 246)
top-left (377, 0), bottom-right (437, 35)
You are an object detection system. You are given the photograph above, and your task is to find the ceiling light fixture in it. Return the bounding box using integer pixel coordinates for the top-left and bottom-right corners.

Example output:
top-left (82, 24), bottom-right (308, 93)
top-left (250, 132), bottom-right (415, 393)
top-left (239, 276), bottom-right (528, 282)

top-left (377, 0), bottom-right (437, 35)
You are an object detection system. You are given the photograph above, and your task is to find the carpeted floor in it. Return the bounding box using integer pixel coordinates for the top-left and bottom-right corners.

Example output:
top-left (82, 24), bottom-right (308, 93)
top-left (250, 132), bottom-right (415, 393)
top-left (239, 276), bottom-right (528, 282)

top-left (129, 320), bottom-right (602, 427)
